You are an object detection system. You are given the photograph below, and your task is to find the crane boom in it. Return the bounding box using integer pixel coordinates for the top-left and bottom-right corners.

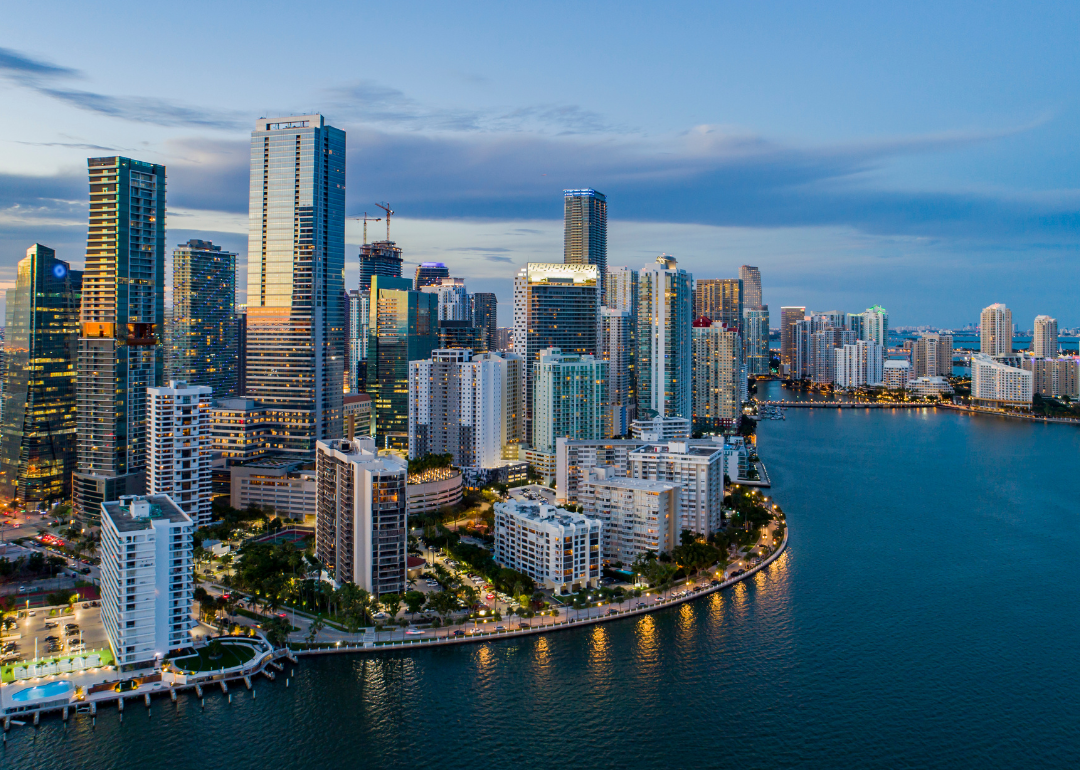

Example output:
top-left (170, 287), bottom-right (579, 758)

top-left (375, 202), bottom-right (394, 241)
top-left (350, 212), bottom-right (382, 245)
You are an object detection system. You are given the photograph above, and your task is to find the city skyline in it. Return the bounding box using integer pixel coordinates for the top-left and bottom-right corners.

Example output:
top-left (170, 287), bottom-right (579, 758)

top-left (1, 3), bottom-right (1078, 327)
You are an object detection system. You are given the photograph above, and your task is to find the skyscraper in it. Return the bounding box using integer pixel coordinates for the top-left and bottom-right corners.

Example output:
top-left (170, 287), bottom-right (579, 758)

top-left (422, 277), bottom-right (469, 321)
top-left (694, 279), bottom-right (743, 328)
top-left (147, 381), bottom-right (213, 526)
top-left (861, 305), bottom-right (889, 348)
top-left (638, 256), bottom-right (692, 421)
top-left (691, 319), bottom-right (743, 433)
top-left (742, 305), bottom-right (770, 376)
top-left (414, 262), bottom-right (449, 289)
top-left (358, 241), bottom-right (402, 290)
top-left (599, 308), bottom-right (636, 436)
top-left (345, 289), bottom-right (368, 393)
top-left (605, 266), bottom-right (638, 314)
top-left (0, 245), bottom-right (82, 504)
top-left (367, 276), bottom-right (439, 448)
top-left (512, 263), bottom-right (600, 443)
top-left (564, 189), bottom-right (607, 295)
top-left (533, 348), bottom-right (608, 453)
top-left (1033, 315), bottom-right (1058, 358)
top-left (171, 239), bottom-right (237, 397)
top-left (244, 115), bottom-right (345, 457)
top-left (913, 333), bottom-right (954, 378)
top-left (980, 303), bottom-right (1013, 357)
top-left (74, 157), bottom-right (166, 520)
top-left (739, 265), bottom-right (763, 307)
top-left (780, 306), bottom-right (806, 378)
top-left (471, 292), bottom-right (498, 352)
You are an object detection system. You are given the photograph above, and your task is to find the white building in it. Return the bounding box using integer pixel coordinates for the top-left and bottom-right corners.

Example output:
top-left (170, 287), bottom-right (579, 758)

top-left (861, 305), bottom-right (889, 347)
top-left (1023, 355), bottom-right (1080, 398)
top-left (1033, 315), bottom-right (1058, 358)
top-left (971, 353), bottom-right (1032, 407)
top-left (147, 381), bottom-right (213, 527)
top-left (493, 500), bottom-right (602, 593)
top-left (599, 307), bottom-right (636, 436)
top-left (882, 360), bottom-right (912, 390)
top-left (604, 266), bottom-right (638, 314)
top-left (980, 303), bottom-right (1013, 356)
top-left (315, 437), bottom-right (408, 596)
top-left (630, 416), bottom-right (691, 441)
top-left (910, 376), bottom-right (953, 397)
top-left (580, 467), bottom-right (680, 564)
top-left (628, 440), bottom-right (726, 537)
top-left (638, 255), bottom-right (692, 421)
top-left (834, 340), bottom-right (884, 389)
top-left (422, 277), bottom-right (470, 321)
top-left (533, 348), bottom-right (608, 454)
top-left (100, 494), bottom-right (194, 670)
top-left (691, 320), bottom-right (743, 432)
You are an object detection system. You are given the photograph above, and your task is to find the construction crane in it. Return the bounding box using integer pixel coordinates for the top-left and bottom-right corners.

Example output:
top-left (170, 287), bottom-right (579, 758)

top-left (375, 202), bottom-right (394, 241)
top-left (351, 212), bottom-right (382, 245)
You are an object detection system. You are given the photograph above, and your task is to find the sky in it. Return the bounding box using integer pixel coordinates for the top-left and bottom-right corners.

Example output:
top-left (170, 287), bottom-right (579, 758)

top-left (1, 0), bottom-right (1077, 328)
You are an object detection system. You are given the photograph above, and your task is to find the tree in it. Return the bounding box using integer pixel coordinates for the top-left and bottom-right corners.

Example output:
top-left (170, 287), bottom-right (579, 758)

top-left (263, 616), bottom-right (292, 647)
top-left (306, 614), bottom-right (326, 644)
top-left (404, 590), bottom-right (426, 620)
top-left (428, 590), bottom-right (459, 625)
top-left (380, 593), bottom-right (403, 623)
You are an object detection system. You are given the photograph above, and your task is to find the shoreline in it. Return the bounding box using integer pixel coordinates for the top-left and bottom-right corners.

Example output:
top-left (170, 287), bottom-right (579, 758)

top-left (758, 399), bottom-right (1080, 426)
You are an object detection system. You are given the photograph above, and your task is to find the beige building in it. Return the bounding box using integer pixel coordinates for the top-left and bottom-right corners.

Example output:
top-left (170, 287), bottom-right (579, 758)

top-left (1033, 316), bottom-right (1058, 358)
top-left (230, 458), bottom-right (317, 521)
top-left (580, 467), bottom-right (680, 564)
top-left (980, 304), bottom-right (1013, 357)
top-left (971, 353), bottom-right (1032, 407)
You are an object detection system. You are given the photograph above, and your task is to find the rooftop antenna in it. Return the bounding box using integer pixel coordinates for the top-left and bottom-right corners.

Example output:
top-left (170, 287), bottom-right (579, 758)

top-left (351, 212), bottom-right (382, 245)
top-left (375, 202), bottom-right (394, 241)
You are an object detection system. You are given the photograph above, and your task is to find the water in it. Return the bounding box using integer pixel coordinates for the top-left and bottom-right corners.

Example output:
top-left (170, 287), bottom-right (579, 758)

top-left (7, 385), bottom-right (1080, 768)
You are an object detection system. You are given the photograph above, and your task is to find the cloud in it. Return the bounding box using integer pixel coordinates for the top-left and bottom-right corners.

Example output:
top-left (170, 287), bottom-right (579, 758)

top-left (484, 254), bottom-right (514, 263)
top-left (0, 46), bottom-right (243, 130)
top-left (446, 246), bottom-right (512, 253)
top-left (15, 140), bottom-right (118, 151)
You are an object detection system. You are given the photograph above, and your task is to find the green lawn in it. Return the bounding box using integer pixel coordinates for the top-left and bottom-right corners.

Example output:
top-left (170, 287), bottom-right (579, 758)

top-left (171, 642), bottom-right (257, 673)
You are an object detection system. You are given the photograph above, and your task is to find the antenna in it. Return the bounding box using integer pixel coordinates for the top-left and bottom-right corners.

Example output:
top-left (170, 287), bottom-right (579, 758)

top-left (375, 202), bottom-right (394, 241)
top-left (351, 212), bottom-right (382, 245)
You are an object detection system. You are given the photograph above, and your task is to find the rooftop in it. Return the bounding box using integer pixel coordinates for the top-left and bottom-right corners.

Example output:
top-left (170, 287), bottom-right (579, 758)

top-left (102, 495), bottom-right (190, 532)
top-left (498, 500), bottom-right (597, 527)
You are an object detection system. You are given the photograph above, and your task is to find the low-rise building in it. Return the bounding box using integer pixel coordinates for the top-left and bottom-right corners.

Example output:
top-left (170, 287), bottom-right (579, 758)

top-left (406, 466), bottom-right (463, 516)
top-left (580, 467), bottom-right (679, 564)
top-left (630, 416), bottom-right (690, 441)
top-left (99, 494), bottom-right (194, 670)
top-left (910, 376), bottom-right (953, 397)
top-left (315, 437), bottom-right (408, 595)
top-left (230, 458), bottom-right (317, 521)
top-left (493, 500), bottom-right (602, 593)
top-left (971, 353), bottom-right (1033, 407)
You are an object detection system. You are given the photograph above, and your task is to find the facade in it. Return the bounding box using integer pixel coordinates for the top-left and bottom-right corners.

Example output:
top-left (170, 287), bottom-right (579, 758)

top-left (628, 440), bottom-right (726, 537)
top-left (367, 275), bottom-right (439, 448)
top-left (599, 308), bottom-right (636, 437)
top-left (230, 458), bottom-right (316, 520)
top-left (471, 292), bottom-right (498, 352)
top-left (343, 393), bottom-right (373, 437)
top-left (236, 309), bottom-right (247, 395)
top-left (693, 279), bottom-right (742, 328)
top-left (315, 438), bottom-right (407, 595)
top-left (1033, 315), bottom-right (1058, 358)
top-left (494, 500), bottom-right (602, 593)
top-left (358, 241), bottom-right (402, 290)
top-left (882, 360), bottom-right (912, 390)
top-left (74, 157), bottom-right (167, 520)
top-left (170, 239), bottom-right (237, 397)
top-left (971, 353), bottom-right (1032, 406)
top-left (691, 320), bottom-right (743, 433)
top-left (414, 262), bottom-right (449, 289)
top-left (564, 189), bottom-right (608, 297)
top-left (512, 263), bottom-right (600, 443)
top-left (439, 320), bottom-right (485, 351)
top-left (1022, 356), bottom-right (1080, 398)
top-left (209, 398), bottom-right (274, 467)
top-left (910, 376), bottom-right (953, 397)
top-left (422, 277), bottom-right (470, 321)
top-left (913, 333), bottom-right (954, 378)
top-left (739, 265), bottom-right (763, 307)
top-left (493, 327), bottom-right (514, 352)
top-left (580, 468), bottom-right (680, 564)
top-left (742, 305), bottom-right (770, 376)
top-left (638, 256), bottom-right (692, 421)
top-left (631, 416), bottom-right (691, 441)
top-left (834, 340), bottom-right (884, 389)
top-left (861, 305), bottom-right (889, 347)
top-left (780, 306), bottom-right (806, 378)
top-left (99, 494), bottom-right (193, 670)
top-left (244, 115), bottom-right (345, 457)
top-left (604, 266), bottom-right (638, 314)
top-left (0, 245), bottom-right (82, 504)
top-left (346, 289), bottom-right (369, 393)
top-left (533, 348), bottom-right (608, 454)
top-left (980, 303), bottom-right (1013, 356)
top-left (147, 381), bottom-right (213, 527)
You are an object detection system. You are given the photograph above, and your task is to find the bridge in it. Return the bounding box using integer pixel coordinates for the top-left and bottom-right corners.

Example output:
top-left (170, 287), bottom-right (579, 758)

top-left (756, 400), bottom-right (934, 409)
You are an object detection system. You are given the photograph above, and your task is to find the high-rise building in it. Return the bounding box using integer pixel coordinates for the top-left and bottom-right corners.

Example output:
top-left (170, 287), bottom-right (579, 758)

top-left (883, 360), bottom-right (912, 390)
top-left (345, 289), bottom-right (369, 393)
top-left (780, 306), bottom-right (806, 378)
top-left (408, 349), bottom-right (521, 468)
top-left (861, 305), bottom-right (889, 347)
top-left (74, 157), bottom-right (167, 520)
top-left (147, 381), bottom-right (213, 527)
top-left (414, 262), bottom-right (449, 290)
top-left (315, 437), bottom-right (407, 595)
top-left (579, 467), bottom-right (680, 564)
top-left (913, 333), bottom-right (953, 378)
top-left (834, 340), bottom-right (883, 388)
top-left (512, 263), bottom-right (600, 443)
top-left (358, 241), bottom-right (402, 290)
top-left (100, 494), bottom-right (194, 670)
top-left (691, 319), bottom-right (743, 433)
top-left (533, 348), bottom-right (608, 454)
top-left (971, 353), bottom-right (1032, 406)
top-left (422, 277), bottom-right (470, 321)
top-left (564, 189), bottom-right (607, 296)
top-left (236, 308), bottom-right (247, 395)
top-left (1033, 315), bottom-right (1058, 358)
top-left (438, 320), bottom-right (485, 351)
top-left (628, 439), bottom-right (726, 537)
top-left (845, 312), bottom-right (865, 339)
top-left (693, 279), bottom-right (742, 328)
top-left (244, 115), bottom-right (346, 457)
top-left (0, 245), bottom-right (82, 504)
top-left (599, 308), bottom-right (636, 437)
top-left (604, 266), bottom-right (638, 314)
top-left (742, 305), bottom-right (770, 376)
top-left (739, 265), bottom-right (763, 308)
top-left (367, 276), bottom-right (439, 448)
top-left (1023, 356), bottom-right (1080, 399)
top-left (170, 239), bottom-right (238, 397)
top-left (980, 303), bottom-right (1013, 357)
top-left (470, 292), bottom-right (498, 352)
top-left (638, 256), bottom-right (692, 421)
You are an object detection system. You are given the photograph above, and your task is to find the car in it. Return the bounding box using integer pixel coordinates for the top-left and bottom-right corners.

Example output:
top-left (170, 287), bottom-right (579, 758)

top-left (277, 612), bottom-right (287, 619)
top-left (495, 625), bottom-right (505, 631)
top-left (44, 620), bottom-right (58, 629)
top-left (372, 611), bottom-right (390, 620)
top-left (607, 609), bottom-right (618, 616)
top-left (404, 629), bottom-right (424, 636)
top-left (64, 623), bottom-right (78, 630)
top-left (28, 610), bottom-right (35, 617)
top-left (17, 586), bottom-right (28, 594)
top-left (518, 623), bottom-right (529, 629)
top-left (79, 567), bottom-right (91, 574)
top-left (636, 602), bottom-right (646, 609)
top-left (453, 629), bottom-right (465, 637)
top-left (486, 593), bottom-right (495, 601)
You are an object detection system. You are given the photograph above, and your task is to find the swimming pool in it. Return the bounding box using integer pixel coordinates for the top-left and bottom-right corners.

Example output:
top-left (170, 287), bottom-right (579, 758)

top-left (10, 680), bottom-right (73, 703)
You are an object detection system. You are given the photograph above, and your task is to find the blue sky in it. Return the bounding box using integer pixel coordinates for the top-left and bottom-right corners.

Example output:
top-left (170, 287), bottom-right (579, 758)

top-left (1, 0), bottom-right (1077, 327)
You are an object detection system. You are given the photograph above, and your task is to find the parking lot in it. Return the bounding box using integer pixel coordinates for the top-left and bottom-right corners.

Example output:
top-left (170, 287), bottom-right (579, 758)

top-left (2, 602), bottom-right (109, 664)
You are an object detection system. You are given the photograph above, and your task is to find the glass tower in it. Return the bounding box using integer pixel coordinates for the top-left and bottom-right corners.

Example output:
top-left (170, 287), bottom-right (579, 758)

top-left (245, 115), bottom-right (346, 457)
top-left (171, 239), bottom-right (238, 397)
top-left (470, 292), bottom-right (498, 352)
top-left (0, 245), bottom-right (83, 504)
top-left (638, 256), bottom-right (692, 421)
top-left (564, 189), bottom-right (607, 298)
top-left (73, 157), bottom-right (166, 520)
top-left (414, 262), bottom-right (449, 290)
top-left (693, 278), bottom-right (743, 328)
top-left (358, 241), bottom-right (402, 290)
top-left (739, 265), bottom-right (762, 307)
